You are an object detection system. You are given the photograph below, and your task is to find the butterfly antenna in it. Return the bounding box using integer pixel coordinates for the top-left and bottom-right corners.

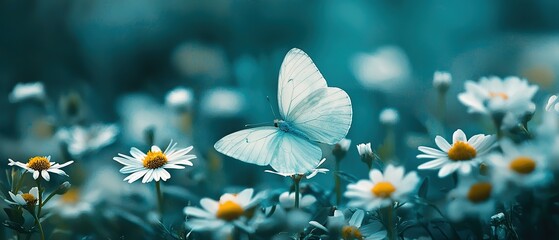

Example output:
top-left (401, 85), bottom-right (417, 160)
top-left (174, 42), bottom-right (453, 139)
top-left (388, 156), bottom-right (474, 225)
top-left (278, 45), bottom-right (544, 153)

top-left (245, 122), bottom-right (273, 127)
top-left (266, 96), bottom-right (278, 119)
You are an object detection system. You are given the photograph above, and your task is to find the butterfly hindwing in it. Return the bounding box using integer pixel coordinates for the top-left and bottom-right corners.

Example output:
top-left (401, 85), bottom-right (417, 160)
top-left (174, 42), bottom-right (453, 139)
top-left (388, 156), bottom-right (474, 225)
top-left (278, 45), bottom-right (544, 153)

top-left (287, 87), bottom-right (352, 145)
top-left (214, 127), bottom-right (282, 166)
top-left (278, 48), bottom-right (327, 119)
top-left (270, 133), bottom-right (322, 174)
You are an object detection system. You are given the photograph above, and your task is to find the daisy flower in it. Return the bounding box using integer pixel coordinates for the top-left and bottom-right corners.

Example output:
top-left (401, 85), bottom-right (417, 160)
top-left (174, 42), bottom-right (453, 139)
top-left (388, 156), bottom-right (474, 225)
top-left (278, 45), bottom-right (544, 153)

top-left (309, 209), bottom-right (387, 240)
top-left (9, 82), bottom-right (46, 103)
top-left (344, 164), bottom-right (419, 210)
top-left (165, 87), bottom-right (194, 110)
top-left (546, 95), bottom-right (559, 112)
top-left (458, 76), bottom-right (538, 115)
top-left (417, 129), bottom-right (496, 178)
top-left (486, 139), bottom-right (552, 192)
top-left (56, 123), bottom-right (119, 156)
top-left (113, 140), bottom-right (196, 183)
top-left (45, 187), bottom-right (96, 219)
top-left (278, 191), bottom-right (316, 209)
top-left (265, 158), bottom-right (328, 179)
top-left (5, 187), bottom-right (39, 206)
top-left (8, 156), bottom-right (74, 181)
top-left (379, 108), bottom-right (399, 126)
top-left (447, 177), bottom-right (497, 221)
top-left (184, 188), bottom-right (263, 234)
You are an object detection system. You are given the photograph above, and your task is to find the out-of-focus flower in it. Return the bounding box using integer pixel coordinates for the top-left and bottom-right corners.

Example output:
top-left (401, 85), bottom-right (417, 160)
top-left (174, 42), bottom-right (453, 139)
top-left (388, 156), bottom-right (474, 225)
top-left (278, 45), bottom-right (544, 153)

top-left (309, 209), bottom-right (387, 240)
top-left (46, 188), bottom-right (94, 219)
top-left (333, 138), bottom-right (351, 160)
top-left (379, 108), bottom-right (399, 125)
top-left (8, 156), bottom-right (74, 181)
top-left (487, 139), bottom-right (552, 192)
top-left (165, 87), bottom-right (194, 110)
top-left (447, 177), bottom-right (497, 221)
top-left (9, 82), bottom-right (46, 103)
top-left (417, 129), bottom-right (496, 178)
top-left (265, 158), bottom-right (328, 179)
top-left (172, 42), bottom-right (228, 81)
top-left (117, 94), bottom-right (187, 146)
top-left (56, 124), bottom-right (119, 156)
top-left (278, 191), bottom-right (316, 209)
top-left (200, 88), bottom-right (246, 118)
top-left (113, 140), bottom-right (196, 183)
top-left (545, 95), bottom-right (559, 112)
top-left (433, 71), bottom-right (452, 93)
top-left (345, 165), bottom-right (419, 210)
top-left (351, 46), bottom-right (411, 93)
top-left (458, 76), bottom-right (538, 126)
top-left (184, 188), bottom-right (263, 234)
top-left (5, 187), bottom-right (39, 206)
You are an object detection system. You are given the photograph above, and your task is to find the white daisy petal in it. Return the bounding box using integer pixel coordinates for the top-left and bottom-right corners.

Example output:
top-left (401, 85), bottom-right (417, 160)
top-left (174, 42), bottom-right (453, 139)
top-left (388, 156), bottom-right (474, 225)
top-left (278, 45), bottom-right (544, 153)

top-left (453, 129), bottom-right (467, 143)
top-left (418, 158), bottom-right (448, 169)
top-left (438, 163), bottom-right (460, 177)
top-left (417, 146), bottom-right (446, 156)
top-left (435, 136), bottom-right (452, 152)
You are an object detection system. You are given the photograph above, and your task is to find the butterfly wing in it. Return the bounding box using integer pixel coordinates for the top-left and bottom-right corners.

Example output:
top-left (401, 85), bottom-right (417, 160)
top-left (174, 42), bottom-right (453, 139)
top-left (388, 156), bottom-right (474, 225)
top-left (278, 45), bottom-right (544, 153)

top-left (278, 48), bottom-right (352, 145)
top-left (278, 48), bottom-right (328, 119)
top-left (214, 127), bottom-right (282, 166)
top-left (270, 133), bottom-right (322, 174)
top-left (287, 87), bottom-right (352, 145)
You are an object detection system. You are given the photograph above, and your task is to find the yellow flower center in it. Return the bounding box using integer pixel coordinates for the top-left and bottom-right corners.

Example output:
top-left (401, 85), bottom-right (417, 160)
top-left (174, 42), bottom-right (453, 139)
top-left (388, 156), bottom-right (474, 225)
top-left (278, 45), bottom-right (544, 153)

top-left (21, 193), bottom-right (37, 205)
top-left (489, 92), bottom-right (509, 100)
top-left (27, 156), bottom-right (51, 171)
top-left (142, 151), bottom-right (168, 169)
top-left (216, 200), bottom-right (244, 221)
top-left (341, 226), bottom-right (363, 240)
top-left (61, 188), bottom-right (80, 204)
top-left (371, 181), bottom-right (396, 198)
top-left (467, 182), bottom-right (492, 203)
top-left (447, 141), bottom-right (477, 161)
top-left (509, 156), bottom-right (536, 174)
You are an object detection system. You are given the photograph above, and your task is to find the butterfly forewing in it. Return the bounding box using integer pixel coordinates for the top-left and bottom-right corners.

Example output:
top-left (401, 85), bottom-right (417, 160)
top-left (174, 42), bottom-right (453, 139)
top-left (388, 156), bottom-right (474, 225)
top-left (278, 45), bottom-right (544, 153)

top-left (278, 48), bottom-right (327, 120)
top-left (287, 87), bottom-right (352, 145)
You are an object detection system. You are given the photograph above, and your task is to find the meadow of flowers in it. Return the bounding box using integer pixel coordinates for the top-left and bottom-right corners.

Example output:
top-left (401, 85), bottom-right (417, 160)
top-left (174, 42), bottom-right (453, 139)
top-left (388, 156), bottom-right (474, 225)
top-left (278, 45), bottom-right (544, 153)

top-left (2, 2), bottom-right (559, 240)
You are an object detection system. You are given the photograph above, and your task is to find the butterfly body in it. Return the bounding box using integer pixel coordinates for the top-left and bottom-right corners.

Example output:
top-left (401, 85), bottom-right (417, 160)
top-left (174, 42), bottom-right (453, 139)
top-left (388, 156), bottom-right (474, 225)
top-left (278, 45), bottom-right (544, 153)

top-left (215, 48), bottom-right (352, 175)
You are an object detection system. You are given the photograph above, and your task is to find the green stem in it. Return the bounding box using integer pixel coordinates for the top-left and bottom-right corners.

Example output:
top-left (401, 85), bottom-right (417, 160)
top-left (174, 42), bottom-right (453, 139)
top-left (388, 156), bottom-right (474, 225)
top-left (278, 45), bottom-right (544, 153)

top-left (385, 204), bottom-right (395, 240)
top-left (33, 212), bottom-right (45, 240)
top-left (35, 179), bottom-right (45, 240)
top-left (292, 175), bottom-right (302, 209)
top-left (155, 181), bottom-right (163, 217)
top-left (334, 159), bottom-right (341, 206)
top-left (437, 91), bottom-right (447, 124)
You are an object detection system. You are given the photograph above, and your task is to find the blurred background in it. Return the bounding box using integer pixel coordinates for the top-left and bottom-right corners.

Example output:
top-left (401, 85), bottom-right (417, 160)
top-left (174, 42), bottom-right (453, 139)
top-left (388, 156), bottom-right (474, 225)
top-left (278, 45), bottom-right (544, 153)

top-left (2, 1), bottom-right (559, 235)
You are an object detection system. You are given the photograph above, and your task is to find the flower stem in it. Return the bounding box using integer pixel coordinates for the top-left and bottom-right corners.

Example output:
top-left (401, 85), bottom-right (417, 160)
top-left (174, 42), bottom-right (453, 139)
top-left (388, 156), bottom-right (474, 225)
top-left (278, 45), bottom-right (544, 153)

top-left (334, 159), bottom-right (341, 206)
top-left (155, 181), bottom-right (163, 217)
top-left (384, 204), bottom-right (395, 240)
top-left (437, 90), bottom-right (447, 124)
top-left (292, 175), bottom-right (303, 209)
top-left (35, 179), bottom-right (45, 240)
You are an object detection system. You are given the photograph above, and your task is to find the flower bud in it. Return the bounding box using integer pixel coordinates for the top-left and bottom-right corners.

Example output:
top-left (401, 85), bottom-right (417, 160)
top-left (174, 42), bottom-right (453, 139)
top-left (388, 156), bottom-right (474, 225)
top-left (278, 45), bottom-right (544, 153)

top-left (55, 181), bottom-right (72, 195)
top-left (332, 138), bottom-right (351, 160)
top-left (433, 71), bottom-right (452, 93)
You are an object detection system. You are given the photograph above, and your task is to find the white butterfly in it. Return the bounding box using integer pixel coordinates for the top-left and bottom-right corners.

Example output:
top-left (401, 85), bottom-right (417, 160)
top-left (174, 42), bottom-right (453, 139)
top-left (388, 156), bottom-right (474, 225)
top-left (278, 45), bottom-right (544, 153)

top-left (214, 48), bottom-right (353, 174)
